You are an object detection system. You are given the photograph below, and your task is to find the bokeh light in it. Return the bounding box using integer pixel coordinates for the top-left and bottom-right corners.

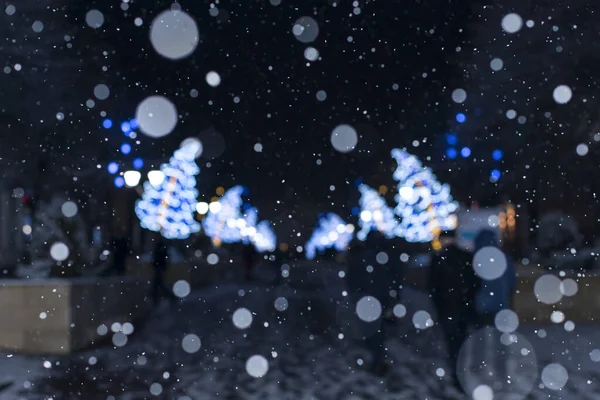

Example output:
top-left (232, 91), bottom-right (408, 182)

top-left (446, 133), bottom-right (457, 145)
top-left (107, 162), bottom-right (119, 174)
top-left (490, 169), bottom-right (501, 182)
top-left (133, 158), bottom-right (144, 169)
top-left (135, 95), bottom-right (178, 138)
top-left (121, 143), bottom-right (132, 155)
top-left (121, 122), bottom-right (131, 133)
top-left (150, 10), bottom-right (199, 60)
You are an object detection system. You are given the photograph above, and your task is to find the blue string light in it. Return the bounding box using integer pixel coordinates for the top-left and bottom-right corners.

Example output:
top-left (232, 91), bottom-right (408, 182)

top-left (461, 147), bottom-right (471, 158)
top-left (456, 113), bottom-right (466, 123)
top-left (102, 119), bottom-right (113, 129)
top-left (121, 122), bottom-right (131, 133)
top-left (129, 118), bottom-right (139, 130)
top-left (121, 143), bottom-right (132, 155)
top-left (107, 162), bottom-right (119, 174)
top-left (446, 148), bottom-right (457, 159)
top-left (492, 149), bottom-right (503, 161)
top-left (133, 158), bottom-right (144, 169)
top-left (446, 133), bottom-right (457, 145)
top-left (114, 176), bottom-right (125, 188)
top-left (490, 169), bottom-right (501, 182)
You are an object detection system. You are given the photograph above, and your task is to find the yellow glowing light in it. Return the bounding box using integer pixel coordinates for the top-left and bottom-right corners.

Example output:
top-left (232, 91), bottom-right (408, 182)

top-left (378, 185), bottom-right (388, 195)
top-left (212, 237), bottom-right (222, 247)
top-left (216, 187), bottom-right (225, 196)
top-left (211, 196), bottom-right (219, 203)
top-left (432, 239), bottom-right (441, 251)
top-left (279, 242), bottom-right (289, 252)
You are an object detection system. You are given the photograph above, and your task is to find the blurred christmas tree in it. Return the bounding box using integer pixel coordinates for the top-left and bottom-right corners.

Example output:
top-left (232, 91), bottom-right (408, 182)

top-left (391, 148), bottom-right (458, 243)
top-left (305, 212), bottom-right (354, 260)
top-left (202, 185), bottom-right (245, 245)
top-left (135, 141), bottom-right (201, 239)
top-left (356, 184), bottom-right (398, 241)
top-left (251, 220), bottom-right (277, 253)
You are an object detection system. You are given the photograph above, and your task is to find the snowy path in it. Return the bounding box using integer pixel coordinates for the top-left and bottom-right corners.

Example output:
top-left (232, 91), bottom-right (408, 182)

top-left (1, 265), bottom-right (600, 399)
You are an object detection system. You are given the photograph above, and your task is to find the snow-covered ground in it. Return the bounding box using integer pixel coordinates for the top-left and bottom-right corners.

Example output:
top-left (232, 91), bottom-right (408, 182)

top-left (0, 263), bottom-right (599, 399)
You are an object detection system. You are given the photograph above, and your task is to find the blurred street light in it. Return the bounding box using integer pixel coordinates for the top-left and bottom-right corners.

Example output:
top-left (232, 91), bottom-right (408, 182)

top-left (147, 170), bottom-right (165, 187)
top-left (196, 201), bottom-right (209, 214)
top-left (124, 170), bottom-right (141, 187)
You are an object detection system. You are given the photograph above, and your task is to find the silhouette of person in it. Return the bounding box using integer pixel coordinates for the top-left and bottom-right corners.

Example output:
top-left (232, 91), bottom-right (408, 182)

top-left (111, 231), bottom-right (129, 276)
top-left (473, 228), bottom-right (516, 328)
top-left (242, 243), bottom-right (258, 282)
top-left (346, 230), bottom-right (391, 376)
top-left (152, 236), bottom-right (171, 305)
top-left (429, 229), bottom-right (479, 389)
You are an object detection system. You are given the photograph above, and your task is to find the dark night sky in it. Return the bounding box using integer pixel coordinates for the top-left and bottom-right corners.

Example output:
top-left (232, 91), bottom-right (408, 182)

top-left (16, 0), bottom-right (600, 235)
top-left (1, 0), bottom-right (474, 225)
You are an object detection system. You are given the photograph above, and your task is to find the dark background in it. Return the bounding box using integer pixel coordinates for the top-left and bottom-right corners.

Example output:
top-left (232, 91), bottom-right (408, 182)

top-left (1, 0), bottom-right (597, 233)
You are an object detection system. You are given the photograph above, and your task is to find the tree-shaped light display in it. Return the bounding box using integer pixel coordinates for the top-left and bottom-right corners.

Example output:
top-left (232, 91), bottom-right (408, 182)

top-left (203, 189), bottom-right (277, 252)
top-left (391, 148), bottom-right (458, 242)
top-left (240, 207), bottom-right (259, 242)
top-left (305, 213), bottom-right (354, 260)
top-left (357, 184), bottom-right (399, 241)
top-left (202, 185), bottom-right (245, 244)
top-left (251, 220), bottom-right (277, 253)
top-left (135, 141), bottom-right (201, 239)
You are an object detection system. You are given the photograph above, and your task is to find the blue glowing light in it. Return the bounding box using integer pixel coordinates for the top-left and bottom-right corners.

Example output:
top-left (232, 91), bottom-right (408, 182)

top-left (121, 143), bottom-right (132, 155)
top-left (133, 158), bottom-right (144, 169)
top-left (354, 178), bottom-right (363, 187)
top-left (490, 169), bottom-right (501, 182)
top-left (446, 134), bottom-right (457, 146)
top-left (461, 147), bottom-right (471, 158)
top-left (107, 162), bottom-right (119, 174)
top-left (114, 176), bottom-right (125, 188)
top-left (351, 206), bottom-right (360, 216)
top-left (129, 118), bottom-right (139, 129)
top-left (492, 149), bottom-right (503, 161)
top-left (121, 122), bottom-right (131, 133)
top-left (456, 113), bottom-right (466, 123)
top-left (446, 148), bottom-right (457, 159)
top-left (102, 119), bottom-right (113, 129)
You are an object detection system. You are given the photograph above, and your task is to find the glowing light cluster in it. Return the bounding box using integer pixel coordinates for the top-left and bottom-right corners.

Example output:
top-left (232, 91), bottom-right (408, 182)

top-left (357, 184), bottom-right (398, 241)
top-left (202, 186), bottom-right (246, 244)
top-left (251, 220), bottom-right (277, 253)
top-left (391, 149), bottom-right (458, 242)
top-left (305, 213), bottom-right (354, 260)
top-left (135, 142), bottom-right (201, 239)
top-left (202, 186), bottom-right (277, 252)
